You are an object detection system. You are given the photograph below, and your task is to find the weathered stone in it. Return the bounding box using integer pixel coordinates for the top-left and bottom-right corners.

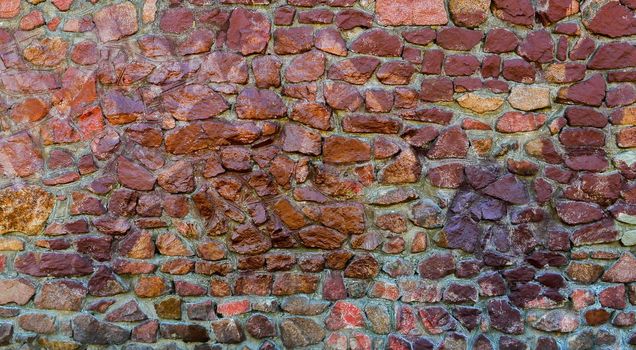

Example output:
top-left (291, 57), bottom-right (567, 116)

top-left (488, 299), bottom-right (524, 334)
top-left (285, 50), bottom-right (326, 83)
top-left (457, 92), bottom-right (504, 113)
top-left (427, 126), bottom-right (469, 159)
top-left (162, 84), bottom-right (228, 121)
top-left (230, 224), bottom-right (272, 255)
top-left (35, 280), bottom-right (87, 311)
top-left (449, 0), bottom-right (490, 27)
top-left (492, 0), bottom-right (534, 26)
top-left (496, 112), bottom-right (547, 133)
top-left (246, 314), bottom-right (275, 339)
top-left (556, 201), bottom-right (604, 225)
top-left (0, 0), bottom-right (20, 18)
top-left (350, 29), bottom-right (403, 57)
top-left (603, 253), bottom-right (636, 283)
top-left (482, 174), bottom-right (529, 205)
top-left (531, 310), bottom-right (579, 333)
top-left (436, 27), bottom-right (483, 51)
top-left (588, 42), bottom-right (636, 70)
top-left (15, 252), bottom-right (94, 277)
top-left (117, 157), bottom-right (156, 191)
top-left (158, 161), bottom-right (195, 194)
top-left (159, 322), bottom-right (210, 342)
top-left (556, 74), bottom-right (606, 107)
top-left (344, 255), bottom-right (379, 279)
top-left (93, 2), bottom-right (138, 42)
top-left (282, 123), bottom-right (322, 156)
top-left (227, 8), bottom-right (270, 55)
top-left (0, 186), bottom-right (54, 235)
top-left (304, 202), bottom-right (365, 235)
top-left (72, 314), bottom-right (130, 345)
top-left (274, 27), bottom-right (313, 55)
top-left (584, 1), bottom-right (636, 38)
top-left (199, 52), bottom-right (248, 84)
top-left (280, 317), bottom-right (325, 348)
top-left (298, 225), bottom-right (346, 249)
top-left (18, 313), bottom-right (55, 334)
top-left (106, 300), bottom-right (148, 322)
top-left (376, 0), bottom-right (448, 25)
top-left (0, 279), bottom-right (35, 305)
top-left (22, 37), bottom-right (69, 67)
top-left (315, 28), bottom-right (347, 56)
top-left (236, 88), bottom-right (286, 120)
top-left (509, 86), bottom-right (551, 111)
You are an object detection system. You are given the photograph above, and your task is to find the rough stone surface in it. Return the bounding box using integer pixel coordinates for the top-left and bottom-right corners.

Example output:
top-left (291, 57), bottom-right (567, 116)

top-left (0, 0), bottom-right (634, 348)
top-left (0, 186), bottom-right (54, 235)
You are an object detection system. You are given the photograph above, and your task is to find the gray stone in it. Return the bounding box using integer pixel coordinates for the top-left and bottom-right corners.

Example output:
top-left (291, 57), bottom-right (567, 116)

top-left (280, 317), bottom-right (325, 348)
top-left (72, 314), bottom-right (130, 345)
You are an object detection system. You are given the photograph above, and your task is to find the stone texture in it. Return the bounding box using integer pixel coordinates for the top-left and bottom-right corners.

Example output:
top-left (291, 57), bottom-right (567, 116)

top-left (0, 186), bottom-right (54, 235)
top-left (93, 2), bottom-right (138, 42)
top-left (508, 86), bottom-right (551, 111)
top-left (0, 1), bottom-right (634, 348)
top-left (376, 0), bottom-right (448, 25)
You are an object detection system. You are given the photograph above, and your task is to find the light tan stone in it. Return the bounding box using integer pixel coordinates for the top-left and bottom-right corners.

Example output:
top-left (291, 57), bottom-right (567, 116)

top-left (457, 92), bottom-right (505, 113)
top-left (142, 0), bottom-right (158, 24)
top-left (0, 237), bottom-right (24, 251)
top-left (509, 86), bottom-right (551, 111)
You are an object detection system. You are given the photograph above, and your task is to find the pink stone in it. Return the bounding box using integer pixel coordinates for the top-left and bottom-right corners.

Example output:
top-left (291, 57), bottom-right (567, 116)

top-left (376, 0), bottom-right (448, 26)
top-left (93, 2), bottom-right (138, 42)
top-left (325, 301), bottom-right (365, 330)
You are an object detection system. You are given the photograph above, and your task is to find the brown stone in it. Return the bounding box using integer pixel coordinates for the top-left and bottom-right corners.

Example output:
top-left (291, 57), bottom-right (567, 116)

top-left (236, 88), bottom-right (286, 120)
top-left (323, 136), bottom-right (371, 164)
top-left (22, 37), bottom-right (69, 67)
top-left (274, 27), bottom-right (314, 55)
top-left (35, 280), bottom-right (87, 311)
top-left (290, 102), bottom-right (331, 130)
top-left (162, 84), bottom-right (228, 121)
top-left (282, 123), bottom-right (322, 156)
top-left (0, 186), bottom-right (54, 235)
top-left (328, 56), bottom-right (380, 85)
top-left (298, 225), bottom-right (347, 249)
top-left (315, 27), bottom-right (347, 56)
top-left (134, 276), bottom-right (166, 298)
top-left (198, 52), bottom-right (249, 84)
top-left (344, 255), bottom-right (380, 279)
top-left (285, 50), bottom-right (326, 83)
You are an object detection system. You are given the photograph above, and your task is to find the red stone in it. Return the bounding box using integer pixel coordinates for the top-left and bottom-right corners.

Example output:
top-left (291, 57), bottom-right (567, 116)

top-left (436, 28), bottom-right (483, 51)
top-left (517, 30), bottom-right (554, 63)
top-left (274, 27), bottom-right (313, 55)
top-left (492, 0), bottom-right (534, 26)
top-left (325, 301), bottom-right (365, 330)
top-left (496, 112), bottom-right (547, 133)
top-left (557, 74), bottom-right (606, 106)
top-left (585, 1), bottom-right (636, 38)
top-left (350, 29), bottom-right (403, 57)
top-left (227, 8), bottom-right (270, 55)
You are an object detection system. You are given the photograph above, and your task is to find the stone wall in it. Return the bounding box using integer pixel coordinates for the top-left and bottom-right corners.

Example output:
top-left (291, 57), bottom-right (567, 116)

top-left (0, 0), bottom-right (635, 348)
